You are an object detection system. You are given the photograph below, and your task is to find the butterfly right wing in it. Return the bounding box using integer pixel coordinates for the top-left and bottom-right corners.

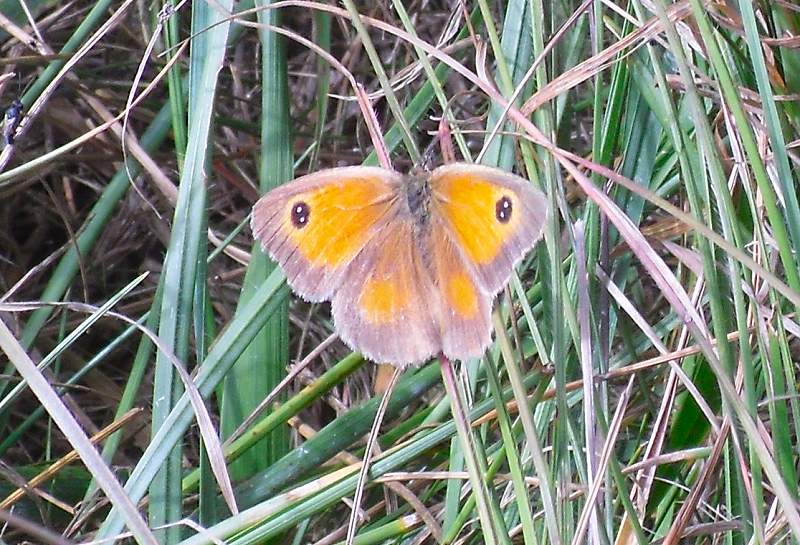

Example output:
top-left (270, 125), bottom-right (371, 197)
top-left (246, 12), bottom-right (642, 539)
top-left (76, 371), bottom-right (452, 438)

top-left (427, 221), bottom-right (493, 362)
top-left (331, 219), bottom-right (441, 367)
top-left (251, 167), bottom-right (402, 302)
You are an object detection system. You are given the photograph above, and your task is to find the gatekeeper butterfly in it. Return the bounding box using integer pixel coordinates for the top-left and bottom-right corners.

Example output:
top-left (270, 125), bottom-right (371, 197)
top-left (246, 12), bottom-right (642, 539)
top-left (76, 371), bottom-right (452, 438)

top-left (251, 163), bottom-right (548, 367)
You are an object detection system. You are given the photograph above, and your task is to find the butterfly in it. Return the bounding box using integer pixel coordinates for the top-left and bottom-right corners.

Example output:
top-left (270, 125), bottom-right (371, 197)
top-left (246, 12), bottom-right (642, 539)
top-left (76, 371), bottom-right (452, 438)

top-left (251, 163), bottom-right (549, 367)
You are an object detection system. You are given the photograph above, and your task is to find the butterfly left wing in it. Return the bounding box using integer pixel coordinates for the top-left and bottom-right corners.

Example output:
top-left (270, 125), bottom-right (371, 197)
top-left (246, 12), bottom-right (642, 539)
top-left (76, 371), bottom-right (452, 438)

top-left (429, 163), bottom-right (548, 295)
top-left (331, 219), bottom-right (440, 367)
top-left (251, 166), bottom-right (402, 302)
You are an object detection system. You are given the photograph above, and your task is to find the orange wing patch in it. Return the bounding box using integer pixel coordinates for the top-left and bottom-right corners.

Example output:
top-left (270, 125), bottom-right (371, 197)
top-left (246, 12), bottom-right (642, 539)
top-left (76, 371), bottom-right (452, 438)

top-left (430, 164), bottom-right (548, 294)
top-left (359, 278), bottom-right (410, 324)
top-left (355, 223), bottom-right (419, 324)
top-left (251, 167), bottom-right (401, 302)
top-left (432, 173), bottom-right (521, 265)
top-left (281, 179), bottom-right (394, 268)
top-left (445, 271), bottom-right (479, 318)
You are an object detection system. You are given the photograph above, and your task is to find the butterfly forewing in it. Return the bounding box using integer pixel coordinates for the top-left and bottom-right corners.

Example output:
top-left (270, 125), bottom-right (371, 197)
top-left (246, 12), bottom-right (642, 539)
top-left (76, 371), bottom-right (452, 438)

top-left (251, 167), bottom-right (402, 302)
top-left (429, 164), bottom-right (548, 295)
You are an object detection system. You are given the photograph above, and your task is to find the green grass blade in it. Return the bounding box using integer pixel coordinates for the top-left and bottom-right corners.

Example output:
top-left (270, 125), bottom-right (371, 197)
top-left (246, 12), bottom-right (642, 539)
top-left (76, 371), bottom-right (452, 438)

top-left (220, 0), bottom-right (292, 481)
top-left (96, 269), bottom-right (288, 540)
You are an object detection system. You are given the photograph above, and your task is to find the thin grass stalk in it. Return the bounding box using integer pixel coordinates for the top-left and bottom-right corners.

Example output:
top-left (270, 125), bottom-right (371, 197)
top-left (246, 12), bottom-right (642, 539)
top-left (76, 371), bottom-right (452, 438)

top-left (765, 333), bottom-right (798, 491)
top-left (10, 102), bottom-right (171, 360)
top-left (148, 1), bottom-right (233, 538)
top-left (440, 400), bottom-right (547, 545)
top-left (164, 1), bottom-right (187, 167)
top-left (177, 365), bottom-right (488, 545)
top-left (492, 309), bottom-right (560, 544)
top-left (737, 0), bottom-right (800, 262)
top-left (439, 354), bottom-right (507, 545)
top-left (478, 0), bottom-right (532, 167)
top-left (653, 4), bottom-right (778, 541)
top-left (309, 9), bottom-right (330, 170)
top-left (684, 0), bottom-right (800, 301)
top-left (0, 312), bottom-right (146, 456)
top-left (563, 147), bottom-right (800, 541)
top-left (0, 275), bottom-right (146, 415)
top-left (182, 353), bottom-right (365, 493)
top-left (477, 2), bottom-right (563, 542)
top-left (0, 0), bottom-right (122, 173)
top-left (96, 269), bottom-right (289, 539)
top-left (390, 0), bottom-right (472, 161)
top-left (232, 363), bottom-right (441, 509)
top-left (625, 3), bottom-right (749, 539)
top-left (339, 0), bottom-right (420, 163)
top-left (196, 225), bottom-right (220, 527)
top-left (0, 320), bottom-right (159, 545)
top-left (573, 222), bottom-right (600, 545)
top-left (345, 367), bottom-right (401, 544)
top-left (483, 350), bottom-right (538, 545)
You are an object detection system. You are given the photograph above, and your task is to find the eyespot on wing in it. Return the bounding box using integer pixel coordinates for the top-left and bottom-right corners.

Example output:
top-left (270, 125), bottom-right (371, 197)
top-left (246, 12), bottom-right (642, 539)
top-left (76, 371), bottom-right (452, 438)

top-left (430, 163), bottom-right (549, 294)
top-left (251, 166), bottom-right (401, 301)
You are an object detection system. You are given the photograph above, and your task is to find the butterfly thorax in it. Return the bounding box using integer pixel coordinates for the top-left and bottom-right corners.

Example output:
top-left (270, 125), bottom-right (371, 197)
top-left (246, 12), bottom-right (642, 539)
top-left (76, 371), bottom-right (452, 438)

top-left (403, 170), bottom-right (433, 230)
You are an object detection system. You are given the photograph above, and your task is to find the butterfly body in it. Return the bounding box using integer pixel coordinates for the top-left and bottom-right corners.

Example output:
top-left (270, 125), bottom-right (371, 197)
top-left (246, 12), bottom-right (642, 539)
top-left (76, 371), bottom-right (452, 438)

top-left (252, 163), bottom-right (548, 367)
top-left (403, 169), bottom-right (434, 225)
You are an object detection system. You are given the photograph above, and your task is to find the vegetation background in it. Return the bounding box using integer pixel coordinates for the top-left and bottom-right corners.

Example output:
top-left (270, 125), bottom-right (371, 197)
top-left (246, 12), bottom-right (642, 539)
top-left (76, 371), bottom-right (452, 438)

top-left (0, 0), bottom-right (798, 544)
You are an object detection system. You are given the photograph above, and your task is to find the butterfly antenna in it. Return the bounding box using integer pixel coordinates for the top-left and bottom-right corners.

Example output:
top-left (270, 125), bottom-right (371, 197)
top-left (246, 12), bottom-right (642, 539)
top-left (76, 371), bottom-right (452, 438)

top-left (345, 365), bottom-right (402, 545)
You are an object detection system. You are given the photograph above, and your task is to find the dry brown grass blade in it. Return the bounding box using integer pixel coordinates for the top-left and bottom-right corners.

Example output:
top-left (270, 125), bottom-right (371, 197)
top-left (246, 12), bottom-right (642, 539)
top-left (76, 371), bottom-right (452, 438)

top-left (0, 408), bottom-right (143, 510)
top-left (346, 367), bottom-right (402, 545)
top-left (0, 507), bottom-right (76, 545)
top-left (0, 0), bottom-right (138, 171)
top-left (520, 1), bottom-right (692, 115)
top-left (0, 299), bottom-right (239, 517)
top-left (474, 328), bottom-right (742, 427)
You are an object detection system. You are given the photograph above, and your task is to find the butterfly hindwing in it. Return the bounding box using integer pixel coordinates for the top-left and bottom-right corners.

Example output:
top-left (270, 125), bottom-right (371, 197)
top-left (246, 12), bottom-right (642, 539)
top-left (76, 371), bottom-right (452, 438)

top-left (430, 163), bottom-right (548, 295)
top-left (251, 167), bottom-right (402, 301)
top-left (428, 223), bottom-right (492, 362)
top-left (331, 220), bottom-right (440, 367)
